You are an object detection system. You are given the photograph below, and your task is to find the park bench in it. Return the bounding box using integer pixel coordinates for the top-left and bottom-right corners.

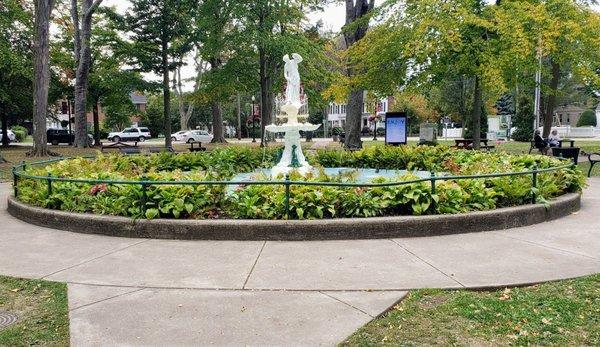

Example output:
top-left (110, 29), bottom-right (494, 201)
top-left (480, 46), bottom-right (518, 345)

top-left (453, 139), bottom-right (495, 151)
top-left (119, 147), bottom-right (141, 155)
top-left (588, 152), bottom-right (600, 177)
top-left (189, 142), bottom-right (206, 152)
top-left (147, 146), bottom-right (175, 154)
top-left (102, 141), bottom-right (138, 153)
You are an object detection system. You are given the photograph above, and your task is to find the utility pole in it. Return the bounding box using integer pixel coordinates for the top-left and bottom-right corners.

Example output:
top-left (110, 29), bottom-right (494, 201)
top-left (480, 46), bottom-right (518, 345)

top-left (533, 41), bottom-right (542, 133)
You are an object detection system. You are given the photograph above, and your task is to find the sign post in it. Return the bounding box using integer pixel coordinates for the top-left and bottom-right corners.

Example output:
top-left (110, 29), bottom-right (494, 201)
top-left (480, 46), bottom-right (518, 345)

top-left (384, 112), bottom-right (408, 146)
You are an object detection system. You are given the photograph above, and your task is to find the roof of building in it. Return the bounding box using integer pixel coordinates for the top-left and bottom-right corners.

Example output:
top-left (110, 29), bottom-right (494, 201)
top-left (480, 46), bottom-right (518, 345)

top-left (554, 104), bottom-right (585, 112)
top-left (129, 92), bottom-right (147, 104)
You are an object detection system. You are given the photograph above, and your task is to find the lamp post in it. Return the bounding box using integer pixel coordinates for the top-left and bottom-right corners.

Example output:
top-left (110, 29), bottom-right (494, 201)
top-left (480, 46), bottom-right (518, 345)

top-left (251, 96), bottom-right (256, 143)
top-left (372, 116), bottom-right (378, 141)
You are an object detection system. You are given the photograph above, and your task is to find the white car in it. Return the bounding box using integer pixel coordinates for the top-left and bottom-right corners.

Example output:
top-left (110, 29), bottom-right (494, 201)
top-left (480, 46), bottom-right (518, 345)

top-left (171, 130), bottom-right (188, 142)
top-left (181, 130), bottom-right (213, 143)
top-left (0, 130), bottom-right (16, 143)
top-left (108, 127), bottom-right (151, 142)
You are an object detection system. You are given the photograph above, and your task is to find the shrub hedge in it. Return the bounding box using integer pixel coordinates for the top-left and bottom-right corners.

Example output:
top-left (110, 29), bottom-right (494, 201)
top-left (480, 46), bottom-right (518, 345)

top-left (15, 145), bottom-right (585, 220)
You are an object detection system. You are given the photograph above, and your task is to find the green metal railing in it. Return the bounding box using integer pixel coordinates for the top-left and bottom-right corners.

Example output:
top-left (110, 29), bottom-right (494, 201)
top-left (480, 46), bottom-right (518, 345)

top-left (12, 156), bottom-right (576, 219)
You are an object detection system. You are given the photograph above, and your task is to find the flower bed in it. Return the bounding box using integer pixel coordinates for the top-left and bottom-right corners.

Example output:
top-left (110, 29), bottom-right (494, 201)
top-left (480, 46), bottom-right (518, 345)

top-left (14, 146), bottom-right (585, 220)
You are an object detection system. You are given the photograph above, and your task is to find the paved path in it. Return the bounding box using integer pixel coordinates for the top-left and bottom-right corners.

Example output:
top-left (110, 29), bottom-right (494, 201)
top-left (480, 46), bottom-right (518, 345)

top-left (1, 181), bottom-right (599, 346)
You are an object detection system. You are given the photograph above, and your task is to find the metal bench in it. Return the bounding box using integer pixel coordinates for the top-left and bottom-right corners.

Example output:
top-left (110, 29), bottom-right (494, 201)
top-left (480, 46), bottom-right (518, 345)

top-left (189, 142), bottom-right (206, 152)
top-left (588, 152), bottom-right (600, 177)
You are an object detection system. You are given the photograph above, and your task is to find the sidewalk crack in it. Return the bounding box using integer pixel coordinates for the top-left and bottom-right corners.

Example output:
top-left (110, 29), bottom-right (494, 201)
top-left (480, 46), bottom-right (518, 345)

top-left (242, 241), bottom-right (267, 289)
top-left (494, 232), bottom-right (600, 261)
top-left (69, 287), bottom-right (146, 312)
top-left (40, 239), bottom-right (150, 280)
top-left (319, 291), bottom-right (373, 318)
top-left (389, 239), bottom-right (466, 287)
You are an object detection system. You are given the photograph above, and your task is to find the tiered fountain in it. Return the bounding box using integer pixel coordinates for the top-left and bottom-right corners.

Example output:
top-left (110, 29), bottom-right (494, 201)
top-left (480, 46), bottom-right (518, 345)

top-left (265, 53), bottom-right (320, 177)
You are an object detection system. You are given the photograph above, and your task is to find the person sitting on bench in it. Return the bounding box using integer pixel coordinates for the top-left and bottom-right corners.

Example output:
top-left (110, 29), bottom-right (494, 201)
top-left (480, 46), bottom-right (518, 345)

top-left (534, 130), bottom-right (549, 155)
top-left (547, 129), bottom-right (560, 148)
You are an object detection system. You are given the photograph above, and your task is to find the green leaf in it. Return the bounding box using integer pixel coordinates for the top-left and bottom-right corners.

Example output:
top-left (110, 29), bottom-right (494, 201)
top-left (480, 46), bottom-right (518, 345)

top-left (145, 208), bottom-right (159, 219)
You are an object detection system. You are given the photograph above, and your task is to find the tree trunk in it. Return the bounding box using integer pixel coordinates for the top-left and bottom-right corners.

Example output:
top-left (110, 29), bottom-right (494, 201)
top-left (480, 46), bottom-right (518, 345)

top-left (343, 0), bottom-right (375, 149)
top-left (30, 0), bottom-right (55, 157)
top-left (258, 46), bottom-right (271, 147)
top-left (1, 112), bottom-right (9, 147)
top-left (236, 92), bottom-right (241, 140)
top-left (173, 67), bottom-right (188, 131)
top-left (72, 0), bottom-right (97, 148)
top-left (211, 102), bottom-right (226, 143)
top-left (542, 58), bottom-right (560, 138)
top-left (345, 90), bottom-right (364, 149)
top-left (162, 40), bottom-right (172, 148)
top-left (92, 100), bottom-right (100, 146)
top-left (471, 75), bottom-right (482, 150)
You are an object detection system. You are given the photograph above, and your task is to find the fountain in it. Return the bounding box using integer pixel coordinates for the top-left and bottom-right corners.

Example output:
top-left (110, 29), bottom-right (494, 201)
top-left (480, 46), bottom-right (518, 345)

top-left (265, 53), bottom-right (320, 177)
top-left (226, 53), bottom-right (432, 192)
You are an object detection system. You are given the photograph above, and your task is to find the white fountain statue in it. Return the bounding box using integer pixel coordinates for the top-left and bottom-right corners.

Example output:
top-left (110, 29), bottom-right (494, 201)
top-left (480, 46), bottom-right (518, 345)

top-left (266, 53), bottom-right (320, 177)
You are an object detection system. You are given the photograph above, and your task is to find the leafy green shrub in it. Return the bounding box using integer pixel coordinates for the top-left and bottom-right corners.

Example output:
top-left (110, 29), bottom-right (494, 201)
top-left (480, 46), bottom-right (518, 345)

top-left (10, 125), bottom-right (28, 142)
top-left (15, 145), bottom-right (585, 220)
top-left (576, 109), bottom-right (597, 127)
top-left (512, 95), bottom-right (535, 142)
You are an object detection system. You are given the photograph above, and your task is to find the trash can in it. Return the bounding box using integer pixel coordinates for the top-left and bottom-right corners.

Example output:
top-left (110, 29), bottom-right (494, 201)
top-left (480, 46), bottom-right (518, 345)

top-left (552, 147), bottom-right (580, 164)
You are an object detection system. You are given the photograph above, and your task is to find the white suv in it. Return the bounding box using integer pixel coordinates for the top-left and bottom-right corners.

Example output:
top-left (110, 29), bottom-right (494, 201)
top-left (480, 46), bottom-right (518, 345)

top-left (108, 127), bottom-right (151, 142)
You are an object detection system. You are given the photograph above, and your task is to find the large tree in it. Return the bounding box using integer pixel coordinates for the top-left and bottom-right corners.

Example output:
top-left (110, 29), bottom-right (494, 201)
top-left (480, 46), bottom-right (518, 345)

top-left (0, 0), bottom-right (33, 149)
top-left (493, 0), bottom-right (600, 137)
top-left (342, 0), bottom-right (375, 149)
top-left (120, 0), bottom-right (197, 148)
top-left (193, 0), bottom-right (243, 143)
top-left (71, 0), bottom-right (103, 147)
top-left (242, 0), bottom-right (326, 146)
top-left (29, 0), bottom-right (56, 157)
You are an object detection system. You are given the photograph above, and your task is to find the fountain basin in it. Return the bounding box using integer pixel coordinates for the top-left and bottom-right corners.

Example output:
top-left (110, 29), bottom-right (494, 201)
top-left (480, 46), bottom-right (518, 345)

top-left (226, 168), bottom-right (434, 195)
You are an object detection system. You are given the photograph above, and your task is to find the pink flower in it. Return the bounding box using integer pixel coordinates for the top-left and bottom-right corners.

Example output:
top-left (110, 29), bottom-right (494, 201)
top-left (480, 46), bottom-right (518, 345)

top-left (90, 184), bottom-right (108, 196)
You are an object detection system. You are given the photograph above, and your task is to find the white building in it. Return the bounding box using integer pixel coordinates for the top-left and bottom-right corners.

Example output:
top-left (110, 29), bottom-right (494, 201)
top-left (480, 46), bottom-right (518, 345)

top-left (326, 96), bottom-right (393, 130)
top-left (596, 103), bottom-right (600, 128)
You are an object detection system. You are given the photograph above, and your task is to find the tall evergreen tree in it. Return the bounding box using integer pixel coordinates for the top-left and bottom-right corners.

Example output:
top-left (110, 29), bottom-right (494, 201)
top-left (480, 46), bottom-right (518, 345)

top-left (119, 0), bottom-right (197, 148)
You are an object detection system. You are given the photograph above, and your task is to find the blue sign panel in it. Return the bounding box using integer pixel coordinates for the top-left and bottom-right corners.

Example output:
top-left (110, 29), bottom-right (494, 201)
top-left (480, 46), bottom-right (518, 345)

top-left (385, 112), bottom-right (408, 145)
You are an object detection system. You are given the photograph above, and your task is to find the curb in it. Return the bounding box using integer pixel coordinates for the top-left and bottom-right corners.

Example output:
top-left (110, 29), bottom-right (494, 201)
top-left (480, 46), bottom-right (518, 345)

top-left (7, 193), bottom-right (581, 241)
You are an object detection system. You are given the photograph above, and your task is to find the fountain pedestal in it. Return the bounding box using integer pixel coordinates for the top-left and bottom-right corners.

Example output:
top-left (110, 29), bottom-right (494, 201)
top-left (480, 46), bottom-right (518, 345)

top-left (266, 101), bottom-right (320, 176)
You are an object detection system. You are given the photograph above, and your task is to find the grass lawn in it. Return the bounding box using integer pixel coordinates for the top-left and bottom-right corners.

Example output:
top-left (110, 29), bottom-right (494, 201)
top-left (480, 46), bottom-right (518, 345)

top-left (0, 276), bottom-right (69, 346)
top-left (341, 274), bottom-right (600, 346)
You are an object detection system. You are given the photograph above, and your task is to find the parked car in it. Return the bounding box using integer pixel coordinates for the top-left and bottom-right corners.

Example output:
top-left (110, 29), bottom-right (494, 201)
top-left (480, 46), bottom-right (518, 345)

top-left (46, 129), bottom-right (94, 146)
top-left (107, 127), bottom-right (151, 142)
top-left (0, 130), bottom-right (16, 143)
top-left (180, 130), bottom-right (213, 143)
top-left (171, 130), bottom-right (188, 142)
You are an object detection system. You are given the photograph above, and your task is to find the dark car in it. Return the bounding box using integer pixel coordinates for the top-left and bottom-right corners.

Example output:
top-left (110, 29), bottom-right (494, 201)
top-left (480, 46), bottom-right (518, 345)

top-left (47, 129), bottom-right (93, 146)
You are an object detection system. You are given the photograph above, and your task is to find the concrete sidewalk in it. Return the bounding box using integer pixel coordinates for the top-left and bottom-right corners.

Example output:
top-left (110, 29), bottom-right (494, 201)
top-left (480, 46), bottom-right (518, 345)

top-left (1, 181), bottom-right (599, 346)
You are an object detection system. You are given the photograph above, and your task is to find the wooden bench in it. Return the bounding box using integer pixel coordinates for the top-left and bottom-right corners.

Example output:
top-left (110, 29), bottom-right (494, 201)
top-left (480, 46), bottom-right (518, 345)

top-left (189, 142), bottom-right (206, 152)
top-left (102, 141), bottom-right (138, 153)
top-left (588, 152), bottom-right (600, 177)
